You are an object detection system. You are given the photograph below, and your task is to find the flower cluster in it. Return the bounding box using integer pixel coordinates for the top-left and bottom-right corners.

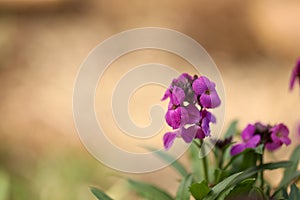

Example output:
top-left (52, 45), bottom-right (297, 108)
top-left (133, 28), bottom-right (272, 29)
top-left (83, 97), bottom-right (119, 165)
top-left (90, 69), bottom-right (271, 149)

top-left (230, 122), bottom-right (291, 156)
top-left (162, 73), bottom-right (221, 150)
top-left (290, 58), bottom-right (300, 90)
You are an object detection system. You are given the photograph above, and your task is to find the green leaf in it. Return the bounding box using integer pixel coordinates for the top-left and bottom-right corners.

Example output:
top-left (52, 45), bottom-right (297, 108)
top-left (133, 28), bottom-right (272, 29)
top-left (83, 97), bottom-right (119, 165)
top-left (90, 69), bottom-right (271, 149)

top-left (127, 179), bottom-right (173, 200)
top-left (214, 168), bottom-right (222, 183)
top-left (224, 120), bottom-right (238, 138)
top-left (225, 178), bottom-right (255, 199)
top-left (205, 172), bottom-right (243, 200)
top-left (147, 147), bottom-right (188, 177)
top-left (190, 180), bottom-right (211, 200)
top-left (205, 161), bottom-right (292, 200)
top-left (230, 149), bottom-right (259, 173)
top-left (90, 187), bottom-right (114, 200)
top-left (189, 142), bottom-right (203, 181)
top-left (254, 144), bottom-right (264, 155)
top-left (175, 174), bottom-right (193, 200)
top-left (0, 169), bottom-right (9, 200)
top-left (289, 184), bottom-right (300, 200)
top-left (279, 145), bottom-right (300, 189)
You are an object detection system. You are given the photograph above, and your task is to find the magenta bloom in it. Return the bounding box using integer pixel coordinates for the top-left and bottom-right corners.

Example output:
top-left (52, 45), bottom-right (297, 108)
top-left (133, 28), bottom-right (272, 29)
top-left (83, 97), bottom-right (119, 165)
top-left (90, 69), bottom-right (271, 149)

top-left (163, 132), bottom-right (178, 150)
top-left (230, 122), bottom-right (291, 156)
top-left (230, 124), bottom-right (261, 156)
top-left (192, 76), bottom-right (221, 108)
top-left (162, 86), bottom-right (185, 106)
top-left (265, 124), bottom-right (291, 151)
top-left (165, 107), bottom-right (189, 129)
top-left (290, 59), bottom-right (300, 90)
top-left (162, 73), bottom-right (221, 150)
top-left (200, 110), bottom-right (216, 136)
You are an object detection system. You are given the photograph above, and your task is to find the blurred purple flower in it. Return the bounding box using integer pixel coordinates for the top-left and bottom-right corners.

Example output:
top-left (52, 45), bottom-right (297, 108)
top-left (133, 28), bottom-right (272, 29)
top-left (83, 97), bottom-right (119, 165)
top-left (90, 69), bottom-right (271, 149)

top-left (298, 123), bottom-right (300, 138)
top-left (192, 76), bottom-right (221, 108)
top-left (290, 59), bottom-right (300, 90)
top-left (265, 124), bottom-right (291, 151)
top-left (230, 124), bottom-right (261, 156)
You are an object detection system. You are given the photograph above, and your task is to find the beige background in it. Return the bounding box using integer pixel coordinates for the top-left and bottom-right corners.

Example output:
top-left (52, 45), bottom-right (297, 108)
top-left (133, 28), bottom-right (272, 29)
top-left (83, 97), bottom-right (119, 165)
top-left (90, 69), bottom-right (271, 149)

top-left (0, 0), bottom-right (299, 199)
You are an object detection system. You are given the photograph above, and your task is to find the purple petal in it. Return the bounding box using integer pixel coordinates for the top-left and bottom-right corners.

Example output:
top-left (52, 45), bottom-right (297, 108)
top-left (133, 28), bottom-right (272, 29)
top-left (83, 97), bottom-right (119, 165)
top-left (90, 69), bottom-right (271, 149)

top-left (270, 123), bottom-right (290, 143)
top-left (161, 88), bottom-right (171, 101)
top-left (241, 124), bottom-right (256, 142)
top-left (163, 132), bottom-right (177, 150)
top-left (199, 110), bottom-right (216, 136)
top-left (180, 126), bottom-right (197, 143)
top-left (230, 143), bottom-right (246, 156)
top-left (245, 135), bottom-right (261, 148)
top-left (195, 127), bottom-right (206, 140)
top-left (200, 110), bottom-right (216, 123)
top-left (199, 94), bottom-right (212, 108)
top-left (165, 107), bottom-right (189, 129)
top-left (171, 86), bottom-right (185, 105)
top-left (201, 119), bottom-right (211, 136)
top-left (265, 141), bottom-right (282, 151)
top-left (280, 136), bottom-right (291, 145)
top-left (290, 59), bottom-right (300, 90)
top-left (185, 103), bottom-right (200, 124)
top-left (177, 73), bottom-right (193, 83)
top-left (192, 76), bottom-right (215, 95)
top-left (199, 91), bottom-right (221, 109)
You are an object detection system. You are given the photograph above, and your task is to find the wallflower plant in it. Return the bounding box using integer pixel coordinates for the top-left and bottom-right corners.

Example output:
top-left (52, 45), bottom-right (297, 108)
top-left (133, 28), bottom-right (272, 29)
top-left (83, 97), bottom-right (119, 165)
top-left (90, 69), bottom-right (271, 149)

top-left (91, 67), bottom-right (300, 200)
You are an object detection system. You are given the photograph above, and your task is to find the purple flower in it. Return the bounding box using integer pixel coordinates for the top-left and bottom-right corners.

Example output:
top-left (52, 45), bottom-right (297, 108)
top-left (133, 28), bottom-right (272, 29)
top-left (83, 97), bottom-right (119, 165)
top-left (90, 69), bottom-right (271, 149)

top-left (265, 123), bottom-right (291, 151)
top-left (162, 73), bottom-right (221, 150)
top-left (200, 110), bottom-right (216, 136)
top-left (163, 132), bottom-right (178, 150)
top-left (192, 76), bottom-right (221, 108)
top-left (162, 86), bottom-right (185, 106)
top-left (185, 103), bottom-right (201, 124)
top-left (290, 59), bottom-right (300, 90)
top-left (230, 124), bottom-right (261, 156)
top-left (165, 107), bottom-right (189, 129)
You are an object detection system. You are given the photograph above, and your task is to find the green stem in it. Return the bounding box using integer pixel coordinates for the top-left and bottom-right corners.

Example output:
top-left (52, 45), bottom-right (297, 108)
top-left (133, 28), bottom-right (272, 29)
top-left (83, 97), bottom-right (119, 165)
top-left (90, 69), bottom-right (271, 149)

top-left (198, 140), bottom-right (209, 182)
top-left (193, 140), bottom-right (209, 182)
top-left (223, 154), bottom-right (239, 170)
top-left (260, 153), bottom-right (264, 190)
top-left (202, 149), bottom-right (209, 182)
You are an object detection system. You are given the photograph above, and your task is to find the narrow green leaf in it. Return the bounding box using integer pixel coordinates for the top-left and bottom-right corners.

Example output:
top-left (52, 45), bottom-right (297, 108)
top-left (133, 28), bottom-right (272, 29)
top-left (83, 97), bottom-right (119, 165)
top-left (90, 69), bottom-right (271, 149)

top-left (189, 142), bottom-right (203, 181)
top-left (205, 161), bottom-right (292, 200)
top-left (190, 180), bottom-right (211, 200)
top-left (0, 169), bottom-right (9, 200)
top-left (225, 178), bottom-right (255, 199)
top-left (289, 184), bottom-right (300, 200)
top-left (205, 172), bottom-right (243, 200)
top-left (175, 174), bottom-right (193, 200)
top-left (128, 179), bottom-right (173, 200)
top-left (214, 168), bottom-right (222, 183)
top-left (147, 147), bottom-right (188, 177)
top-left (279, 145), bottom-right (300, 189)
top-left (224, 120), bottom-right (238, 138)
top-left (90, 187), bottom-right (114, 200)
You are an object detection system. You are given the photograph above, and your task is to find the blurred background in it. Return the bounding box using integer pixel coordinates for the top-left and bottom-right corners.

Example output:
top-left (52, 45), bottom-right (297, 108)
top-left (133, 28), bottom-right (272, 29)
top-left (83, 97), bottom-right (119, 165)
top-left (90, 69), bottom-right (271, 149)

top-left (0, 0), bottom-right (300, 199)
